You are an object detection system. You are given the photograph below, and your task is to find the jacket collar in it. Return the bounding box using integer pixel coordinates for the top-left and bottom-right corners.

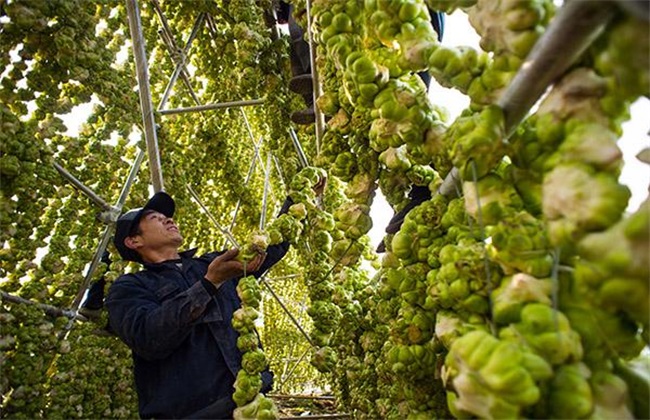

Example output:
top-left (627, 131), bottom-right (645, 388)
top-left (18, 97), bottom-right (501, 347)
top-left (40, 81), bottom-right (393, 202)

top-left (141, 248), bottom-right (199, 271)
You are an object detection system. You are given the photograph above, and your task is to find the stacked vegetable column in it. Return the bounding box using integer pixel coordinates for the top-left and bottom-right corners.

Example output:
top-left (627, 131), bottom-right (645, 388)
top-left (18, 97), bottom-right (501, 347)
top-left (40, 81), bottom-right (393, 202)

top-left (304, 0), bottom-right (649, 418)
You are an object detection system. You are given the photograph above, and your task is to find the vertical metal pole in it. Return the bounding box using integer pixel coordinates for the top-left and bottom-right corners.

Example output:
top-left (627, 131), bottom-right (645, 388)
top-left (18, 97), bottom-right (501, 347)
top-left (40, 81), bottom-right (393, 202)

top-left (259, 153), bottom-right (272, 230)
top-left (126, 0), bottom-right (164, 192)
top-left (305, 0), bottom-right (323, 152)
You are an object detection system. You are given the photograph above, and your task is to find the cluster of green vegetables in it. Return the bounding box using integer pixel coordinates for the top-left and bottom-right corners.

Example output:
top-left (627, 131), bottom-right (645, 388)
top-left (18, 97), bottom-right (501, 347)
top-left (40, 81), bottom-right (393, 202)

top-left (305, 0), bottom-right (649, 418)
top-left (1, 0), bottom-right (649, 418)
top-left (0, 0), bottom-right (319, 417)
top-left (232, 275), bottom-right (279, 419)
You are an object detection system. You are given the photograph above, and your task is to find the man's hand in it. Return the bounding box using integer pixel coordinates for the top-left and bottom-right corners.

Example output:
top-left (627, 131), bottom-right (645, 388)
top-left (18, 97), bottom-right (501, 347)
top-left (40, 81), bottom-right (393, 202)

top-left (205, 249), bottom-right (266, 287)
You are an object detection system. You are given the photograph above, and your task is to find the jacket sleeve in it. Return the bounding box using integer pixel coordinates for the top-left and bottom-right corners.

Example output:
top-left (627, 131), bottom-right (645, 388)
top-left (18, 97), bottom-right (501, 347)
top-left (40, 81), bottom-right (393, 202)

top-left (105, 274), bottom-right (216, 361)
top-left (277, 196), bottom-right (294, 216)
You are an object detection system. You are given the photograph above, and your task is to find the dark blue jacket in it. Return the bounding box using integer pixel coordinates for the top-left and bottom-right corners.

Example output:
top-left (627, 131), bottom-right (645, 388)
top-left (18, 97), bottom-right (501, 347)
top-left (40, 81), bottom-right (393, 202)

top-left (105, 242), bottom-right (289, 419)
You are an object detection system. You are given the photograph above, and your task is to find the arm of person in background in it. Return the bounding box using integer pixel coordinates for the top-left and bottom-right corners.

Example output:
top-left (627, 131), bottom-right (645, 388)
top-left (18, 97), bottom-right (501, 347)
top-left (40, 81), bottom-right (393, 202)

top-left (251, 173), bottom-right (328, 275)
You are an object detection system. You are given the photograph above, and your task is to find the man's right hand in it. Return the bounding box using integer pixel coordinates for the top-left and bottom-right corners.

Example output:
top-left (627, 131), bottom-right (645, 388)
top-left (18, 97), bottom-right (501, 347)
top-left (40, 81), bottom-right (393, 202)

top-left (205, 249), bottom-right (265, 287)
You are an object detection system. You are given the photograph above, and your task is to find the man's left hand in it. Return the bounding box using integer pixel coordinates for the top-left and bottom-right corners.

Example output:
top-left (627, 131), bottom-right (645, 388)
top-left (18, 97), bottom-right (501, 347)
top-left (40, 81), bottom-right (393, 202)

top-left (206, 249), bottom-right (266, 287)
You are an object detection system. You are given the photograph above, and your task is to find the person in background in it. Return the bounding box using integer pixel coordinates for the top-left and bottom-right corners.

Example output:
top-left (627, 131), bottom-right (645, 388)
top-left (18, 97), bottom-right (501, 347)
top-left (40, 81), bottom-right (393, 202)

top-left (105, 179), bottom-right (324, 419)
top-left (276, 1), bottom-right (315, 125)
top-left (375, 10), bottom-right (445, 252)
top-left (277, 2), bottom-right (445, 125)
top-left (274, 2), bottom-right (445, 248)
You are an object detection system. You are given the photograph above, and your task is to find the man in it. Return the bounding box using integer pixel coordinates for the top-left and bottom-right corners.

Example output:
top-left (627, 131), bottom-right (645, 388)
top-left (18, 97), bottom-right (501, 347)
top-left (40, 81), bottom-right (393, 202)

top-left (105, 191), bottom-right (292, 419)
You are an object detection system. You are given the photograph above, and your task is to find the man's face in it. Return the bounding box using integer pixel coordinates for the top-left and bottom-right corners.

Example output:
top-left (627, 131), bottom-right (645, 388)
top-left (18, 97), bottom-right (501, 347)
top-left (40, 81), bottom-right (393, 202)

top-left (131, 210), bottom-right (183, 249)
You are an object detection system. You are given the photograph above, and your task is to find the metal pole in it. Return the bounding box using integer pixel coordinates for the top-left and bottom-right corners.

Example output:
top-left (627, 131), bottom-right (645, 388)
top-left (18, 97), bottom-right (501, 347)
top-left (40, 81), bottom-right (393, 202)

top-left (53, 162), bottom-right (115, 213)
top-left (276, 347), bottom-right (311, 390)
top-left (240, 109), bottom-right (267, 171)
top-left (437, 0), bottom-right (619, 196)
top-left (304, 0), bottom-right (323, 152)
top-left (229, 136), bottom-right (264, 231)
top-left (69, 226), bottom-right (113, 312)
top-left (155, 27), bottom-right (200, 106)
top-left (436, 167), bottom-right (461, 197)
top-left (60, 150), bottom-right (146, 337)
top-left (497, 0), bottom-right (617, 137)
top-left (1, 291), bottom-right (80, 320)
top-left (260, 278), bottom-right (315, 347)
top-left (158, 99), bottom-right (265, 115)
top-left (272, 154), bottom-right (287, 188)
top-left (260, 153), bottom-right (273, 230)
top-left (185, 183), bottom-right (241, 248)
top-left (156, 10), bottom-right (205, 110)
top-left (115, 149), bottom-right (147, 209)
top-left (289, 128), bottom-right (309, 169)
top-left (125, 0), bottom-right (164, 192)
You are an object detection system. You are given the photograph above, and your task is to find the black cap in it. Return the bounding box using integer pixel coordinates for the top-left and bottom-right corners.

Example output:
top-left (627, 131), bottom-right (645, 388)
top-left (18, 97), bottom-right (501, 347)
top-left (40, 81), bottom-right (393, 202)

top-left (113, 191), bottom-right (175, 262)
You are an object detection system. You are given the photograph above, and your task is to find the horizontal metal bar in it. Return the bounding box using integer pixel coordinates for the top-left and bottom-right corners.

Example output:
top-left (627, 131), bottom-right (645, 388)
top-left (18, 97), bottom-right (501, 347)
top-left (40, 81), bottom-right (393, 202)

top-left (159, 99), bottom-right (265, 115)
top-left (279, 414), bottom-right (350, 420)
top-left (269, 394), bottom-right (336, 401)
